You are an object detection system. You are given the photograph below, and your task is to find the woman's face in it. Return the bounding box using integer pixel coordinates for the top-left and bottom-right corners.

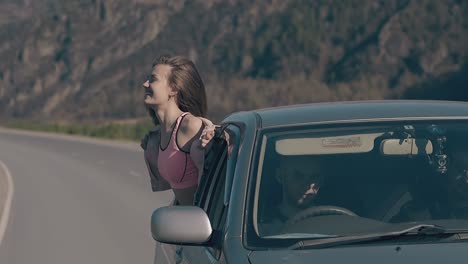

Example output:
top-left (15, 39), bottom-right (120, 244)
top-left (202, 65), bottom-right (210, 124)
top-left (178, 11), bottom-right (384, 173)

top-left (143, 64), bottom-right (175, 107)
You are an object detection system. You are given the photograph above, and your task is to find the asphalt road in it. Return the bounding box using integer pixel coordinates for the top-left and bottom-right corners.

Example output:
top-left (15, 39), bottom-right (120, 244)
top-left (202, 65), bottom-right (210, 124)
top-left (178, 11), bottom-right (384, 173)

top-left (0, 128), bottom-right (173, 264)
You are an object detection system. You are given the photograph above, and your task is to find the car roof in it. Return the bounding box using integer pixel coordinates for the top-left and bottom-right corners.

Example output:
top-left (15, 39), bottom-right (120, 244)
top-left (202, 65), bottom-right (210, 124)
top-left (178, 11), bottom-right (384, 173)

top-left (250, 100), bottom-right (468, 129)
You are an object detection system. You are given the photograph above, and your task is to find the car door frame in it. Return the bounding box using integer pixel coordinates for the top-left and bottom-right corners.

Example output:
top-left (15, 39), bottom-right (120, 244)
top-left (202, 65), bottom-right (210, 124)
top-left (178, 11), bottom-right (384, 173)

top-left (180, 123), bottom-right (243, 263)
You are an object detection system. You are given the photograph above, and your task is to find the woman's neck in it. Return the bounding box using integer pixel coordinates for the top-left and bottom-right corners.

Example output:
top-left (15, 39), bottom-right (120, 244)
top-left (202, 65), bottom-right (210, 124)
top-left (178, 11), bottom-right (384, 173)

top-left (154, 104), bottom-right (184, 132)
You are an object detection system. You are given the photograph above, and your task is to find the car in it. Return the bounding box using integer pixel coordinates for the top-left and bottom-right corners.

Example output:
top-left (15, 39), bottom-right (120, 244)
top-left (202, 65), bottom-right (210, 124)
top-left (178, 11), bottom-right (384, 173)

top-left (151, 100), bottom-right (468, 263)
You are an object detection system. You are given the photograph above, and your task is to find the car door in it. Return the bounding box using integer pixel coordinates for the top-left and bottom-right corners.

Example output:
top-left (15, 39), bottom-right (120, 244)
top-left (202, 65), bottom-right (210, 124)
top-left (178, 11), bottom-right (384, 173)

top-left (178, 124), bottom-right (242, 264)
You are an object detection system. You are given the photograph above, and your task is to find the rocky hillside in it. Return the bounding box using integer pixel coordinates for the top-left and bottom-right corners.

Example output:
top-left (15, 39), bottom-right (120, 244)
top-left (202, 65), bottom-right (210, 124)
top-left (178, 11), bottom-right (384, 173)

top-left (0, 0), bottom-right (467, 123)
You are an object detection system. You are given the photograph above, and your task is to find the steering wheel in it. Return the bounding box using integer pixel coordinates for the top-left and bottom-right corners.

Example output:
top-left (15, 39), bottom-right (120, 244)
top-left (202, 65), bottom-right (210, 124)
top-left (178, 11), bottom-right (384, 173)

top-left (286, 205), bottom-right (358, 226)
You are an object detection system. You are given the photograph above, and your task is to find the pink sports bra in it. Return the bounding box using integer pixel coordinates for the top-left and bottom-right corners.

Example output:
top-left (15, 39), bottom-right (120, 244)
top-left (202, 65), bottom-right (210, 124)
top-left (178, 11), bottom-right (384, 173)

top-left (157, 112), bottom-right (199, 189)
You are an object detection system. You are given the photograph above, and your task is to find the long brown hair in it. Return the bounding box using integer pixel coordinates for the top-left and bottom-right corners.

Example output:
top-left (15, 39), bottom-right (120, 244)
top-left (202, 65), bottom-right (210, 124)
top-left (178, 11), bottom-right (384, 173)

top-left (151, 55), bottom-right (207, 118)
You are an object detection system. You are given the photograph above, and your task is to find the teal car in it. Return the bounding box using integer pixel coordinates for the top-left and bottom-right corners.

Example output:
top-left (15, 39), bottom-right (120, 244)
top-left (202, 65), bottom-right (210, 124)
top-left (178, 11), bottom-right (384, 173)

top-left (152, 101), bottom-right (468, 263)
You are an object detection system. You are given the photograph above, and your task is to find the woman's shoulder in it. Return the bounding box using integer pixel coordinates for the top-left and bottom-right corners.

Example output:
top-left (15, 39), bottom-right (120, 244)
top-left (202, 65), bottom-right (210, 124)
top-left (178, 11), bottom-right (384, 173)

top-left (179, 114), bottom-right (205, 137)
top-left (181, 114), bottom-right (214, 130)
top-left (149, 125), bottom-right (161, 134)
top-left (146, 125), bottom-right (161, 138)
top-left (140, 125), bottom-right (161, 150)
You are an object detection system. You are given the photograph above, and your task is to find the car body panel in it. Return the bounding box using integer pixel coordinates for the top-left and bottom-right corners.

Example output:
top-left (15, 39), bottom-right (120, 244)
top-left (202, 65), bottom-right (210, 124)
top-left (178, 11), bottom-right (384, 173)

top-left (222, 112), bottom-right (259, 240)
top-left (153, 101), bottom-right (468, 263)
top-left (255, 101), bottom-right (468, 129)
top-left (248, 242), bottom-right (468, 263)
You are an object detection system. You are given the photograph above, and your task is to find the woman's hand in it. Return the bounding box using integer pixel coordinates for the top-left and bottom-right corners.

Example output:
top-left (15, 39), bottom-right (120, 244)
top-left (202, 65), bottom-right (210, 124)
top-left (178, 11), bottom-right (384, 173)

top-left (199, 125), bottom-right (216, 148)
top-left (298, 183), bottom-right (320, 205)
top-left (197, 117), bottom-right (216, 148)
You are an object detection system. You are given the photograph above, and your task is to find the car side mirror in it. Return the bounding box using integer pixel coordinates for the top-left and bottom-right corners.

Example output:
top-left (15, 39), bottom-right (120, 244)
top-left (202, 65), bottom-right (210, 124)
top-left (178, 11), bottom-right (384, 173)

top-left (151, 206), bottom-right (213, 245)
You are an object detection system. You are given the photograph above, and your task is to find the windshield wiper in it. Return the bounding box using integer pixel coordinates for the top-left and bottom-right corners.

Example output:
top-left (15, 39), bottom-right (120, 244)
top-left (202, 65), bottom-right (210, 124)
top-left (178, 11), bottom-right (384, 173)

top-left (289, 224), bottom-right (466, 250)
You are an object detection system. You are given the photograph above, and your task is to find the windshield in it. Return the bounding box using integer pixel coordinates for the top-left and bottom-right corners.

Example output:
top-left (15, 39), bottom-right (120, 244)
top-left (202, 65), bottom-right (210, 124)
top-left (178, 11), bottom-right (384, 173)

top-left (253, 121), bottom-right (468, 241)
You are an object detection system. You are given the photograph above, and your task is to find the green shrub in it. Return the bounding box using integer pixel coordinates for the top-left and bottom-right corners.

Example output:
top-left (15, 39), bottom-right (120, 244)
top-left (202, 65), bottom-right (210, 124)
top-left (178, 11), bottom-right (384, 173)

top-left (5, 120), bottom-right (155, 142)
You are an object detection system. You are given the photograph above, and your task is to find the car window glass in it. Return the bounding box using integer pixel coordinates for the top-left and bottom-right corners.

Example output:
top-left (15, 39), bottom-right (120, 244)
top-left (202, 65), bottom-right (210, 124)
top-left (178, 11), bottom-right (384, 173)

top-left (194, 124), bottom-right (242, 259)
top-left (254, 121), bottom-right (468, 239)
top-left (194, 129), bottom-right (228, 208)
top-left (195, 124), bottom-right (241, 227)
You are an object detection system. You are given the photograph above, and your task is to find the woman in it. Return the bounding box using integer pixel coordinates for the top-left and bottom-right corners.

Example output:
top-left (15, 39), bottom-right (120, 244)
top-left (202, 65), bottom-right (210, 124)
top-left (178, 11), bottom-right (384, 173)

top-left (141, 55), bottom-right (215, 205)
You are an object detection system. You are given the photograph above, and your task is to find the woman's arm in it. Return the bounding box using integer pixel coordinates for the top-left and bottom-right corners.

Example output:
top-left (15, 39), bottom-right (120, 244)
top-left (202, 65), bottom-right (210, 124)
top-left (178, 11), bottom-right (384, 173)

top-left (179, 115), bottom-right (216, 180)
top-left (178, 115), bottom-right (204, 177)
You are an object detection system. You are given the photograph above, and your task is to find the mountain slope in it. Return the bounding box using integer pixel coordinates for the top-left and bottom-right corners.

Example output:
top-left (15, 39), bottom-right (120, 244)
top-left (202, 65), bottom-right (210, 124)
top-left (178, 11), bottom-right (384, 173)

top-left (0, 0), bottom-right (467, 122)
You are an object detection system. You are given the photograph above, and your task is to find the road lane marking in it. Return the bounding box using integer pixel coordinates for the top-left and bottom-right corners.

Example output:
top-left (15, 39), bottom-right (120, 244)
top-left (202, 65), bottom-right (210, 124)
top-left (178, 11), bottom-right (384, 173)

top-left (0, 160), bottom-right (14, 247)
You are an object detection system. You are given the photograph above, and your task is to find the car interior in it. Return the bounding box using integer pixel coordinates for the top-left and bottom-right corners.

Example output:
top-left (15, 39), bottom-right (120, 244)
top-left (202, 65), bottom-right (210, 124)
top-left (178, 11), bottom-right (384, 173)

top-left (256, 124), bottom-right (468, 237)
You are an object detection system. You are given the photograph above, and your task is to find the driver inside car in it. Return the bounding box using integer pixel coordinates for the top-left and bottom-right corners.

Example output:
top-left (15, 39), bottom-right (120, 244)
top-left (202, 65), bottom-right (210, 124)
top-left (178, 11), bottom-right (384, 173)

top-left (259, 156), bottom-right (324, 235)
top-left (276, 156), bottom-right (323, 219)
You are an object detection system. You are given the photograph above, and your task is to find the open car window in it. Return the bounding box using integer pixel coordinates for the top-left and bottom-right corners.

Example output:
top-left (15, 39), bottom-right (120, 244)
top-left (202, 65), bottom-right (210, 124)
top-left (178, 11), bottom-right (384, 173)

top-left (253, 121), bottom-right (468, 242)
top-left (194, 126), bottom-right (228, 209)
top-left (192, 124), bottom-right (241, 258)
